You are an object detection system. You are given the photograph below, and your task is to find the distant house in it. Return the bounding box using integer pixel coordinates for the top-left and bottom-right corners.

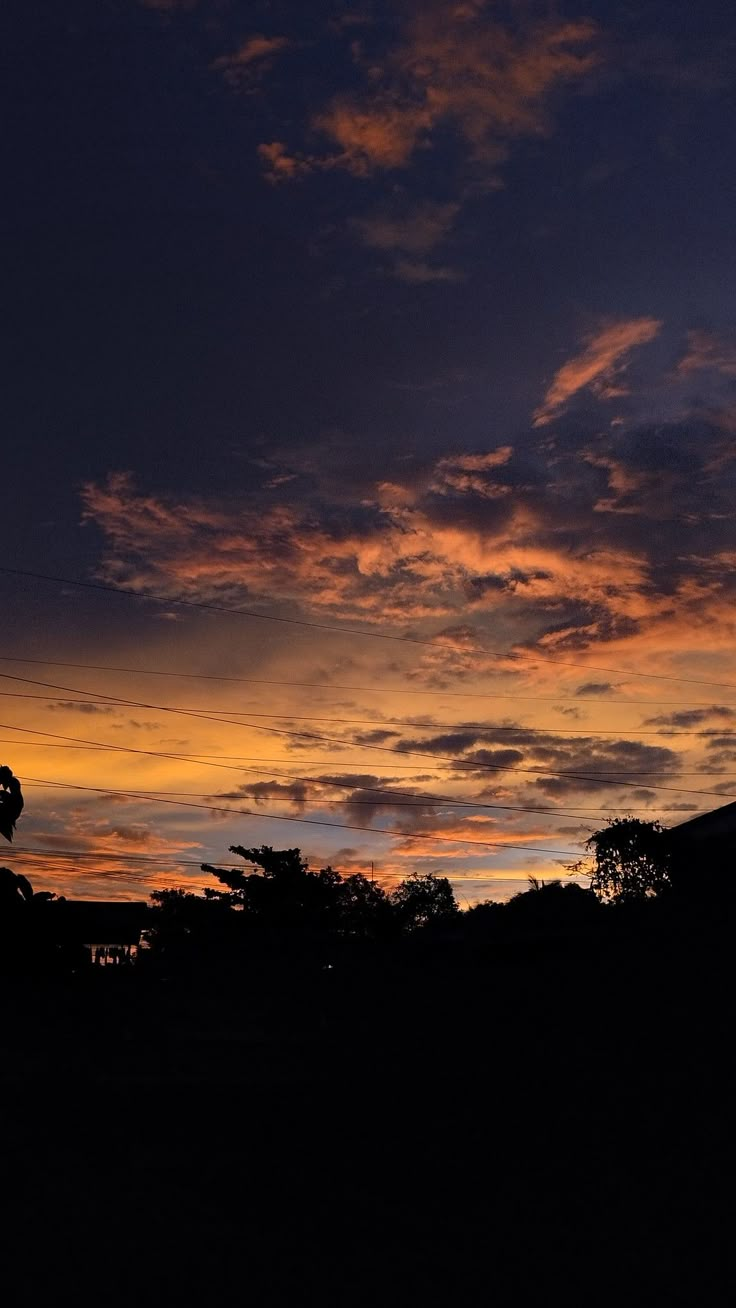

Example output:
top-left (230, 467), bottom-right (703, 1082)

top-left (48, 900), bottom-right (149, 964)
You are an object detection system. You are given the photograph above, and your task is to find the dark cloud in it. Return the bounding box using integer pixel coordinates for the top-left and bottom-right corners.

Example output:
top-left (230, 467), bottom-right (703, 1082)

top-left (463, 568), bottom-right (553, 602)
top-left (701, 748), bottom-right (736, 771)
top-left (397, 730), bottom-right (486, 756)
top-left (309, 772), bottom-right (405, 790)
top-left (575, 682), bottom-right (616, 696)
top-left (341, 793), bottom-right (439, 824)
top-left (643, 706), bottom-right (736, 728)
top-left (459, 748), bottom-right (526, 770)
top-left (49, 701), bottom-right (116, 715)
top-left (211, 773), bottom-right (441, 825)
top-left (213, 781), bottom-right (309, 810)
top-left (352, 729), bottom-right (402, 745)
top-left (111, 720), bottom-right (163, 732)
top-left (393, 723), bottom-right (680, 800)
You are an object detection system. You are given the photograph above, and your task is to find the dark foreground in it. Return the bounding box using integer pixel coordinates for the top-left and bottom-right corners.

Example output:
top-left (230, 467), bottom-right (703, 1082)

top-left (1, 917), bottom-right (732, 1305)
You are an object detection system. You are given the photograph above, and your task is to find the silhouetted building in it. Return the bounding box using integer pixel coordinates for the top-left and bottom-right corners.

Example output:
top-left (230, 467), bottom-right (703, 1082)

top-left (672, 801), bottom-right (736, 847)
top-left (668, 802), bottom-right (736, 897)
top-left (49, 900), bottom-right (149, 964)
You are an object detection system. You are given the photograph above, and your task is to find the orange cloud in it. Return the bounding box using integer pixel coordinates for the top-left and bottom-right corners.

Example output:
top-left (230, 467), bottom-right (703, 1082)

top-left (533, 317), bottom-right (662, 425)
top-left (79, 396), bottom-right (736, 694)
top-left (432, 447), bottom-right (514, 496)
top-left (80, 467), bottom-right (652, 633)
top-left (313, 99), bottom-right (430, 174)
top-left (211, 35), bottom-right (292, 88)
top-left (677, 329), bottom-right (736, 379)
top-left (258, 141), bottom-right (314, 183)
top-left (262, 5), bottom-right (598, 180)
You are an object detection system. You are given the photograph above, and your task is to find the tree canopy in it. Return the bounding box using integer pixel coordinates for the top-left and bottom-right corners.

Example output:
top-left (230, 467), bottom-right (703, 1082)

top-left (582, 817), bottom-right (673, 905)
top-left (146, 847), bottom-right (459, 962)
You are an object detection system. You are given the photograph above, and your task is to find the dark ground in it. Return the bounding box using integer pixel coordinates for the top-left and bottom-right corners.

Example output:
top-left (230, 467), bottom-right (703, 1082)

top-left (1, 917), bottom-right (732, 1305)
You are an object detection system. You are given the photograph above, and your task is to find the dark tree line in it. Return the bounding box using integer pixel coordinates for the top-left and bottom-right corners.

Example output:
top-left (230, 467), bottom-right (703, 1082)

top-left (0, 787), bottom-right (731, 977)
top-left (144, 817), bottom-right (701, 971)
top-left (146, 846), bottom-right (460, 966)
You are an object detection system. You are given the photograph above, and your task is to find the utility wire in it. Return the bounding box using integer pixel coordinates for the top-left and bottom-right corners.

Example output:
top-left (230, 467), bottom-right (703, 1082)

top-left (17, 777), bottom-right (599, 824)
top-left (2, 672), bottom-right (734, 787)
top-left (2, 720), bottom-right (733, 798)
top-left (1, 722), bottom-right (732, 790)
top-left (18, 773), bottom-right (585, 855)
top-left (20, 778), bottom-right (700, 816)
top-left (2, 735), bottom-right (733, 776)
top-left (0, 653), bottom-right (728, 708)
top-left (1, 844), bottom-right (204, 870)
top-left (3, 685), bottom-right (736, 737)
top-left (3, 565), bottom-right (736, 690)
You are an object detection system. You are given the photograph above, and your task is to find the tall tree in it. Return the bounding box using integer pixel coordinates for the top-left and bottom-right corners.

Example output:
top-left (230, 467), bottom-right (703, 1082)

top-left (582, 818), bottom-right (672, 905)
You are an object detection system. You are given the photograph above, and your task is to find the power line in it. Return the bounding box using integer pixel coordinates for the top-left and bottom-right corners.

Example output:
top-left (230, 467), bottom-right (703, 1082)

top-left (0, 845), bottom-right (203, 871)
top-left (20, 777), bottom-right (697, 816)
top-left (2, 720), bottom-right (734, 798)
top-left (18, 774), bottom-right (585, 856)
top-left (3, 565), bottom-right (736, 690)
top-left (0, 653), bottom-right (727, 707)
top-left (3, 735), bottom-right (734, 776)
top-left (18, 777), bottom-right (600, 824)
top-left (0, 845), bottom-right (578, 890)
top-left (3, 672), bottom-right (735, 798)
top-left (4, 685), bottom-right (736, 737)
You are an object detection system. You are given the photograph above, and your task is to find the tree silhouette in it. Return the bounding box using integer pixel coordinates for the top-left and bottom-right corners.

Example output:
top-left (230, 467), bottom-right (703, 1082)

top-left (580, 817), bottom-right (673, 905)
top-left (203, 846), bottom-right (342, 930)
top-left (503, 877), bottom-right (600, 924)
top-left (0, 766), bottom-right (24, 843)
top-left (333, 871), bottom-right (393, 937)
top-left (201, 845), bottom-right (394, 936)
top-left (389, 871), bottom-right (459, 931)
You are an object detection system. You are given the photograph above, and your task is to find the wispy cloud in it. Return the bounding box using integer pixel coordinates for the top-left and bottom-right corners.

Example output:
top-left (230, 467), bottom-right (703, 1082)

top-left (257, 141), bottom-right (313, 183)
top-left (432, 448), bottom-right (514, 496)
top-left (352, 201), bottom-right (461, 255)
top-left (533, 317), bottom-right (662, 425)
top-left (392, 259), bottom-right (463, 285)
top-left (677, 329), bottom-right (736, 379)
top-left (352, 199), bottom-right (463, 281)
top-left (48, 702), bottom-right (117, 716)
top-left (211, 35), bottom-right (293, 89)
top-left (643, 706), bottom-right (736, 729)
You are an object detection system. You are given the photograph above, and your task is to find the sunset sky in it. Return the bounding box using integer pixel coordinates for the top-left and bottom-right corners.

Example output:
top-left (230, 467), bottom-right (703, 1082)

top-left (2, 0), bottom-right (736, 902)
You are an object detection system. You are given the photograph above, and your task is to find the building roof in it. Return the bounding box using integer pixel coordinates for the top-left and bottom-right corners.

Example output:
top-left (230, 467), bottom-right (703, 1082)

top-left (670, 801), bottom-right (736, 845)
